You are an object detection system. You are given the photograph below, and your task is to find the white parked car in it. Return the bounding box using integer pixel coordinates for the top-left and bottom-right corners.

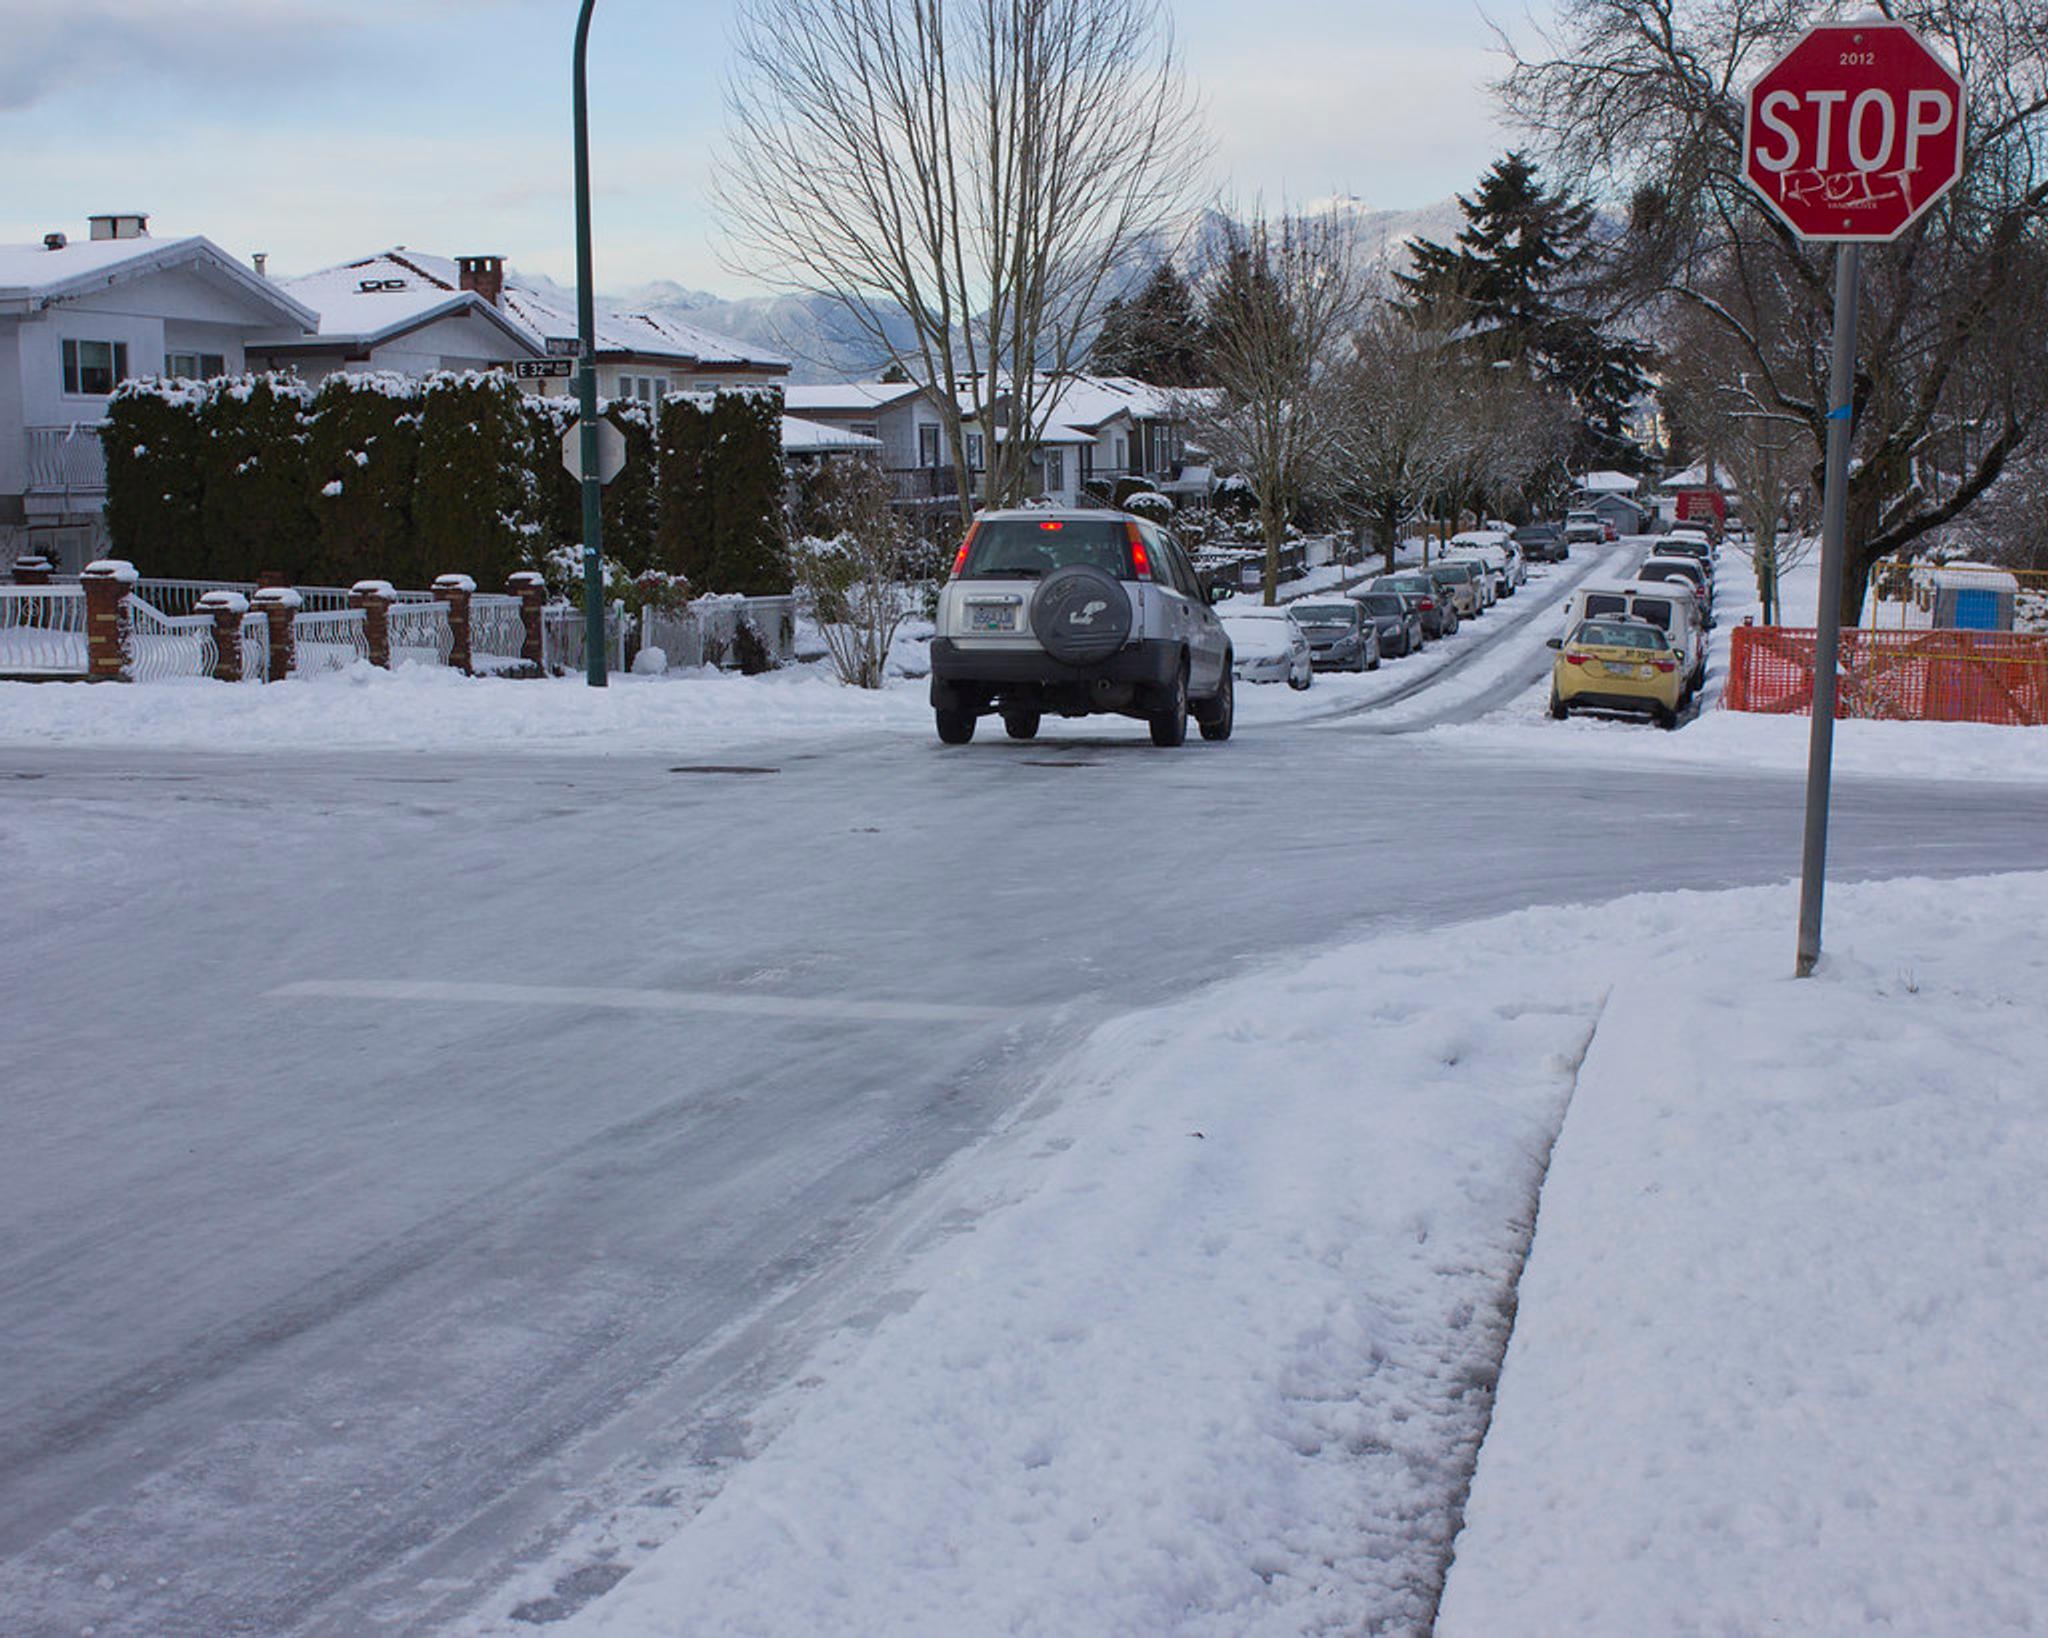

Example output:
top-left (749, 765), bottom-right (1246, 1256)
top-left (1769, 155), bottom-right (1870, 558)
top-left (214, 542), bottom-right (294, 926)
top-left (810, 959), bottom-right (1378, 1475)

top-left (1221, 608), bottom-right (1314, 690)
top-left (1447, 532), bottom-right (1525, 596)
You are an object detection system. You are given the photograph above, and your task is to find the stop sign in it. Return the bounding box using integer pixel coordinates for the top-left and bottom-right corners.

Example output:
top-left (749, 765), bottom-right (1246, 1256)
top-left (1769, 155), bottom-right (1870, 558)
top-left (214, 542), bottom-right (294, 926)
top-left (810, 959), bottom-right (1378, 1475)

top-left (1743, 20), bottom-right (1964, 241)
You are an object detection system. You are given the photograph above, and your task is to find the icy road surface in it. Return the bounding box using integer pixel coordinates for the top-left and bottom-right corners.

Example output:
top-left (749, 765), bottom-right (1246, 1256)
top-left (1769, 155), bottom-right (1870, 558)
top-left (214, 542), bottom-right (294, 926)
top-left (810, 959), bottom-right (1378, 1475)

top-left (2, 585), bottom-right (2043, 1635)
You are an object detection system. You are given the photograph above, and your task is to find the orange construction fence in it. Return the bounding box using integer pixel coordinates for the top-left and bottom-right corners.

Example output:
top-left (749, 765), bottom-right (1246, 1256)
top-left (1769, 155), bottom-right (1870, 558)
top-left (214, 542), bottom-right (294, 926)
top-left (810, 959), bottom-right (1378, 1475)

top-left (1723, 625), bottom-right (2048, 726)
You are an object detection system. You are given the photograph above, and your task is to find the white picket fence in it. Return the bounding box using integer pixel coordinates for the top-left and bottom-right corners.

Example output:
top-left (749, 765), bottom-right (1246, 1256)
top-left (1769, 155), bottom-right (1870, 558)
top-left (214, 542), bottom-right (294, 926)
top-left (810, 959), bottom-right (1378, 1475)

top-left (0, 585), bottom-right (88, 675)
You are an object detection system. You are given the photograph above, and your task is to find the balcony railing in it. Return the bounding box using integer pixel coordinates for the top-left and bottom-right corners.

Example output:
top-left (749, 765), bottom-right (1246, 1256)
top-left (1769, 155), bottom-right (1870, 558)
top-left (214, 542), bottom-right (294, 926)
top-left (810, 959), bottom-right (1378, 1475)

top-left (26, 424), bottom-right (109, 498)
top-left (886, 466), bottom-right (962, 503)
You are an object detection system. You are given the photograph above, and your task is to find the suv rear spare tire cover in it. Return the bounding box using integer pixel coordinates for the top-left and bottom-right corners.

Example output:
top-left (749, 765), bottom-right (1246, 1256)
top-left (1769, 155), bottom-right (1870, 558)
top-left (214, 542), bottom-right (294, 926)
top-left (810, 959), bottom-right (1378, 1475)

top-left (1030, 564), bottom-right (1134, 664)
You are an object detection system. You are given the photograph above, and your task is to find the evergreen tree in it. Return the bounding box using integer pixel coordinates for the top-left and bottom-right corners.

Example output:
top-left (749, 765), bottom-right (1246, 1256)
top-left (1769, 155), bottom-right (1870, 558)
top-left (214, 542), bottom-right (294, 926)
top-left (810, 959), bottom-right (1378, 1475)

top-left (1396, 151), bottom-right (1653, 470)
top-left (707, 389), bottom-right (791, 596)
top-left (530, 395), bottom-right (659, 575)
top-left (654, 392), bottom-right (717, 585)
top-left (1092, 263), bottom-right (1207, 384)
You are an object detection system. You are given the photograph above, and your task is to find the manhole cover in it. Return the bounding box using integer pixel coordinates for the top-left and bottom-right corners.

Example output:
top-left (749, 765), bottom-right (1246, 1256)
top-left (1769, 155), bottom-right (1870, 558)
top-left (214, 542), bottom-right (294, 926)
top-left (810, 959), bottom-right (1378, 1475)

top-left (669, 765), bottom-right (780, 775)
top-left (1019, 760), bottom-right (1101, 769)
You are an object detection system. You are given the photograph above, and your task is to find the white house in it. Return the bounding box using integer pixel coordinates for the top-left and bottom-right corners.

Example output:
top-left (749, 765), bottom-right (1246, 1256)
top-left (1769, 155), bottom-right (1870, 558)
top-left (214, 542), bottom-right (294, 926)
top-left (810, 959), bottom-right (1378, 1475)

top-left (0, 214), bottom-right (318, 571)
top-left (253, 249), bottom-right (789, 402)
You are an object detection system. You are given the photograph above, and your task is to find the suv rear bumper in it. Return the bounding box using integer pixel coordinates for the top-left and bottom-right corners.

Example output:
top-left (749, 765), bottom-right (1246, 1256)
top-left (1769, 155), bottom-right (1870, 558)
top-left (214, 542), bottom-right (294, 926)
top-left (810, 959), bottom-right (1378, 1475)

top-left (930, 636), bottom-right (1181, 710)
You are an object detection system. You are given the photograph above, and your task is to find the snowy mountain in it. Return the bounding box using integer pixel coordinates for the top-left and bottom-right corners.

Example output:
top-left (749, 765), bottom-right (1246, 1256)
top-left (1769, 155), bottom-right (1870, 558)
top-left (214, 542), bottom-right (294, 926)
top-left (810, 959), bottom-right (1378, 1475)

top-left (526, 196), bottom-right (1465, 383)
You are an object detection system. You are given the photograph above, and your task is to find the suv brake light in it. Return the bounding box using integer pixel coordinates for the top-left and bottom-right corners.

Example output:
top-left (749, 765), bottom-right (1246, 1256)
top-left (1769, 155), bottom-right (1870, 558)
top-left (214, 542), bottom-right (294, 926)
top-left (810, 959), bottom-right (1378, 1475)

top-left (1124, 521), bottom-right (1153, 580)
top-left (950, 524), bottom-right (977, 580)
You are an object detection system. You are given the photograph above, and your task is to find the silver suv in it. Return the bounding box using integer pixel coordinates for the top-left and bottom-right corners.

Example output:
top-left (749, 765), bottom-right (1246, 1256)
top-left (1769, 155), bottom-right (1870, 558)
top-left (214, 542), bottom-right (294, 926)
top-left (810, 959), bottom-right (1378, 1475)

top-left (929, 508), bottom-right (1234, 746)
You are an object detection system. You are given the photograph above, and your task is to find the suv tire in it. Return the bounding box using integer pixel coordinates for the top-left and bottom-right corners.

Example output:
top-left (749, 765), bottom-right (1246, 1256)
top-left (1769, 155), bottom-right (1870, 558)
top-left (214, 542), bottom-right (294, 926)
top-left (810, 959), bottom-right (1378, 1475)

top-left (935, 707), bottom-right (977, 744)
top-left (1003, 711), bottom-right (1041, 741)
top-left (1197, 665), bottom-right (1234, 741)
top-left (1149, 659), bottom-right (1189, 747)
top-left (1030, 564), bottom-right (1133, 665)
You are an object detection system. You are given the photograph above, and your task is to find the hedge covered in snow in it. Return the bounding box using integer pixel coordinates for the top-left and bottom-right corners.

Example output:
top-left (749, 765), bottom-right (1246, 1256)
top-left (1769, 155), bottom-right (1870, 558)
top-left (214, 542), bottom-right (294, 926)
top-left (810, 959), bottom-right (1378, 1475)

top-left (101, 374), bottom-right (790, 595)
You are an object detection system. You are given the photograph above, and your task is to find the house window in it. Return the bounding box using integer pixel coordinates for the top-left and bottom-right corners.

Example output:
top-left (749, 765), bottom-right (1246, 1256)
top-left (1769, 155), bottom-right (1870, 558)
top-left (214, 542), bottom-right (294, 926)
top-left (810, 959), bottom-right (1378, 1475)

top-left (966, 432), bottom-right (985, 470)
top-left (165, 352), bottom-right (226, 381)
top-left (919, 424), bottom-right (940, 466)
top-left (1043, 449), bottom-right (1064, 493)
top-left (650, 376), bottom-right (669, 401)
top-left (62, 339), bottom-right (129, 396)
top-left (851, 422), bottom-right (879, 441)
top-left (1115, 434), bottom-right (1129, 473)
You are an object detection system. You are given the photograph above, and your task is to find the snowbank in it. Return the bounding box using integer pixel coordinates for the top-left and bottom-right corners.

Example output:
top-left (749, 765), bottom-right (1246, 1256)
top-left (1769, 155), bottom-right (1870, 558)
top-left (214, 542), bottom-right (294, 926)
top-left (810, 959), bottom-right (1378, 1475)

top-left (504, 873), bottom-right (2048, 1637)
top-left (1439, 873), bottom-right (2048, 1634)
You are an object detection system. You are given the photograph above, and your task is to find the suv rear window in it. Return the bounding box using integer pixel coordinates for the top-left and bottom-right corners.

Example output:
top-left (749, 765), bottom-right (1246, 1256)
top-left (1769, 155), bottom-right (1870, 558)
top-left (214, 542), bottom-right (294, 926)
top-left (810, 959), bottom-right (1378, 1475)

top-left (1629, 598), bottom-right (1675, 631)
top-left (960, 518), bottom-right (1130, 579)
top-left (1583, 593), bottom-right (1628, 619)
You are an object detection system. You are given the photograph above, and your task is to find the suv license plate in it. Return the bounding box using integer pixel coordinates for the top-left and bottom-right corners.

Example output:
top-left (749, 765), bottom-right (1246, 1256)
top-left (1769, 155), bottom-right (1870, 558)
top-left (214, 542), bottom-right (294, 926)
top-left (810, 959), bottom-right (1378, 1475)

top-left (970, 606), bottom-right (1013, 632)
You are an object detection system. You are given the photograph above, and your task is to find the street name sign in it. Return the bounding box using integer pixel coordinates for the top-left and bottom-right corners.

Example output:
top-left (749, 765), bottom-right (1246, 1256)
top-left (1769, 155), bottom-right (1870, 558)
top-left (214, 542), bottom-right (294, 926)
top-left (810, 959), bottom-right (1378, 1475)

top-left (515, 359), bottom-right (575, 380)
top-left (1743, 20), bottom-right (1964, 241)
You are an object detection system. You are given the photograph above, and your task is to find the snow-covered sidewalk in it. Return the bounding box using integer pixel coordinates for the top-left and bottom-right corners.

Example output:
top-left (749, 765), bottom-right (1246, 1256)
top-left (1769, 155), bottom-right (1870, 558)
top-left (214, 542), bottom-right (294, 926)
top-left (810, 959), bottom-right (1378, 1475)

top-left (477, 872), bottom-right (2048, 1636)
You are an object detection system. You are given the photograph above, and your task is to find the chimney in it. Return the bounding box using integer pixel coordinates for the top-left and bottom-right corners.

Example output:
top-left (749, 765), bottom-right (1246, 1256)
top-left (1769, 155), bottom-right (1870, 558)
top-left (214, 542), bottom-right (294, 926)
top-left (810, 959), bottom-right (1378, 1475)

top-left (456, 255), bottom-right (505, 307)
top-left (89, 213), bottom-right (150, 241)
top-left (252, 252), bottom-right (269, 278)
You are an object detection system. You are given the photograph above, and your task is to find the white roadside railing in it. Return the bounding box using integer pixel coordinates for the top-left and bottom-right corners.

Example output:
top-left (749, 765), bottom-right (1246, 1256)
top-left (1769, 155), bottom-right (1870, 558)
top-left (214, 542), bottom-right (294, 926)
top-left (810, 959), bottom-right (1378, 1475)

top-left (388, 600), bottom-right (453, 667)
top-left (291, 607), bottom-right (370, 675)
top-left (639, 595), bottom-right (797, 671)
top-left (541, 603), bottom-right (627, 675)
top-left (469, 593), bottom-right (528, 672)
top-left (0, 585), bottom-right (89, 675)
top-left (128, 593), bottom-right (218, 682)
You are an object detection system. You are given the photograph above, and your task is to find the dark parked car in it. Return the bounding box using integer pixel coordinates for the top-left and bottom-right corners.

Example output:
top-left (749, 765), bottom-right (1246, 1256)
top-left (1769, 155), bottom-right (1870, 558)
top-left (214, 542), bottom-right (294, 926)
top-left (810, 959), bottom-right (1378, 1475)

top-left (1289, 600), bottom-right (1382, 671)
top-left (1349, 589), bottom-right (1426, 657)
top-left (1370, 573), bottom-right (1459, 638)
top-left (1514, 523), bottom-right (1569, 563)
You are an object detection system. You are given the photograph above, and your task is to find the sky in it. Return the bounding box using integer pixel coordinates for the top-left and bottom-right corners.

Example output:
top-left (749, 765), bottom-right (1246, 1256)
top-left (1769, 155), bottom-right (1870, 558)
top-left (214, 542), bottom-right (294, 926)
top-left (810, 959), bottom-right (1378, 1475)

top-left (1, 0), bottom-right (1550, 296)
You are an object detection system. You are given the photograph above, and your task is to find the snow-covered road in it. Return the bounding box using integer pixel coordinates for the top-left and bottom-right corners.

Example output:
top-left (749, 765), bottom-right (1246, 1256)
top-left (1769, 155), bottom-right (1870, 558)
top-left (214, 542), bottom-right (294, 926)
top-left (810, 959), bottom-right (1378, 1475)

top-left (2, 563), bottom-right (2043, 1634)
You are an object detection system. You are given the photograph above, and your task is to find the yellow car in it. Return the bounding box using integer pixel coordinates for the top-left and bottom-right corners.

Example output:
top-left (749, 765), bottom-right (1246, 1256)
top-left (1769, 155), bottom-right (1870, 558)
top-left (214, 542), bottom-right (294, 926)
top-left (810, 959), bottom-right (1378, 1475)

top-left (1547, 616), bottom-right (1687, 728)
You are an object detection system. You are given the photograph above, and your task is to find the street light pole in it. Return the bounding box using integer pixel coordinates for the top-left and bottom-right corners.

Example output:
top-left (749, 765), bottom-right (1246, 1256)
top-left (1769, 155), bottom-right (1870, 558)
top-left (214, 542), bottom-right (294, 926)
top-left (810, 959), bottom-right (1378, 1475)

top-left (572, 0), bottom-right (607, 686)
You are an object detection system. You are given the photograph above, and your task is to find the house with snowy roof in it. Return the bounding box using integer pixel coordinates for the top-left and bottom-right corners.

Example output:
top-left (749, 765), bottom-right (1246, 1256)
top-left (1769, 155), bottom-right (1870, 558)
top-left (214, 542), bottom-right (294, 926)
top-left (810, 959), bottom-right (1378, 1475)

top-left (0, 213), bottom-right (318, 570)
top-left (250, 250), bottom-right (789, 403)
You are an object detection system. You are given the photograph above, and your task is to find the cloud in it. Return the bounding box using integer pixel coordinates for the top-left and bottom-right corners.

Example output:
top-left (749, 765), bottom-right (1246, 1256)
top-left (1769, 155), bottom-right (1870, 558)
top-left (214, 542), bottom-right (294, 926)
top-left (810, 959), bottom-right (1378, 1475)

top-left (0, 0), bottom-right (361, 111)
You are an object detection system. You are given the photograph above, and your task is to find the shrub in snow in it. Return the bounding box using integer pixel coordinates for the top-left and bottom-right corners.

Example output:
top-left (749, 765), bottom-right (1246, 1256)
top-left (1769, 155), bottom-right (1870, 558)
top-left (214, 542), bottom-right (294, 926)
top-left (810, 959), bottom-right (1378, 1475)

top-left (654, 388), bottom-right (789, 596)
top-left (790, 457), bottom-right (915, 689)
top-left (103, 380), bottom-right (209, 577)
top-left (1123, 490), bottom-right (1174, 522)
top-left (304, 372), bottom-right (424, 589)
top-left (200, 375), bottom-right (316, 583)
top-left (412, 372), bottom-right (541, 593)
top-left (653, 392), bottom-right (716, 585)
top-left (528, 396), bottom-right (658, 575)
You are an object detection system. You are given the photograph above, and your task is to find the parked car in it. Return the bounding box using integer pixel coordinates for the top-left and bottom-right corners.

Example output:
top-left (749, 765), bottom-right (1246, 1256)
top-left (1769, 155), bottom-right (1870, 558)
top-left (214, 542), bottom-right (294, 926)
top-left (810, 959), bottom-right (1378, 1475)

top-left (1514, 523), bottom-right (1569, 563)
top-left (1637, 556), bottom-right (1714, 623)
top-left (930, 507), bottom-right (1234, 746)
top-left (1222, 608), bottom-right (1314, 689)
top-left (1370, 574), bottom-right (1459, 638)
top-left (1432, 559), bottom-right (1491, 615)
top-left (1656, 536), bottom-right (1717, 577)
top-left (1289, 600), bottom-right (1382, 672)
top-left (1559, 582), bottom-right (1707, 697)
top-left (1448, 534), bottom-right (1523, 596)
top-left (1349, 589), bottom-right (1426, 657)
top-left (1564, 511), bottom-right (1607, 546)
top-left (1547, 615), bottom-right (1687, 727)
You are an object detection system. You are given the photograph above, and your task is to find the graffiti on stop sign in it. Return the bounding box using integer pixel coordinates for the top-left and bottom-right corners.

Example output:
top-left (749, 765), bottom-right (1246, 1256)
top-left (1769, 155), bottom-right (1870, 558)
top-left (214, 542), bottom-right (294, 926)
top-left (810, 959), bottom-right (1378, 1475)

top-left (1752, 84), bottom-right (1958, 216)
top-left (1742, 21), bottom-right (1965, 242)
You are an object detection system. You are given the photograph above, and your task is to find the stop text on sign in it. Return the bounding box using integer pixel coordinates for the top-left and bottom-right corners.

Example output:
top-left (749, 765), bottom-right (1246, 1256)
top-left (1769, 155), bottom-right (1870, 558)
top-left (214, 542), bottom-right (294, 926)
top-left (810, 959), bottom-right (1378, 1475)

top-left (1742, 22), bottom-right (1965, 242)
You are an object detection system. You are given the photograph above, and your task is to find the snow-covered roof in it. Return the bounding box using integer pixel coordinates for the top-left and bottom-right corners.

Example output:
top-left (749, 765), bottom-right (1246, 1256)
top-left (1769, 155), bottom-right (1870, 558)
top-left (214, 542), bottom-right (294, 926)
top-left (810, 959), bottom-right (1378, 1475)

top-left (0, 234), bottom-right (317, 329)
top-left (1576, 469), bottom-right (1641, 494)
top-left (1914, 563), bottom-right (2020, 593)
top-left (1658, 463), bottom-right (1728, 490)
top-left (784, 382), bottom-right (924, 415)
top-left (783, 414), bottom-right (881, 454)
top-left (273, 249), bottom-right (784, 370)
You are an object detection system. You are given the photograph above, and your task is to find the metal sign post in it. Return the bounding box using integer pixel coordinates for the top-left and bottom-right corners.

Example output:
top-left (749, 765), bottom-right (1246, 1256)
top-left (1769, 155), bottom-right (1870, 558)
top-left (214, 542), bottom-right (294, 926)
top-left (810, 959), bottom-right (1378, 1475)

top-left (572, 0), bottom-right (606, 687)
top-left (1740, 20), bottom-right (1965, 976)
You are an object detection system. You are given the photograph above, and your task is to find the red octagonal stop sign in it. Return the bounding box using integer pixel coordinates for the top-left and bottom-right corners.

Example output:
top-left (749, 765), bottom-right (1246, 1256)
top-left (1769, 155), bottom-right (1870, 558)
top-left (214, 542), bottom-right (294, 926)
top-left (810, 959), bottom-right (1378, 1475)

top-left (1744, 20), bottom-right (1965, 242)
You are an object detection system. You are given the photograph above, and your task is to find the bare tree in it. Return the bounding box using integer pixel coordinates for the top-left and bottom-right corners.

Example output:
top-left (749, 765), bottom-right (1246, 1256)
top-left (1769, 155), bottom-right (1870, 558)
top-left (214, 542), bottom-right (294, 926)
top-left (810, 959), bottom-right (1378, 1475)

top-left (1498, 0), bottom-right (2048, 624)
top-left (721, 0), bottom-right (1206, 520)
top-left (1181, 211), bottom-right (1370, 602)
top-left (1336, 302), bottom-right (1458, 571)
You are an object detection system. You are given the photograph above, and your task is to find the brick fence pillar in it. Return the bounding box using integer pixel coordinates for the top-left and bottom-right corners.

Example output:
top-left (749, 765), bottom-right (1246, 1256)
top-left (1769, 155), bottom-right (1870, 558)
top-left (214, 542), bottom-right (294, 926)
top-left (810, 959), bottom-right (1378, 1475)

top-left (433, 574), bottom-right (476, 675)
top-left (507, 571), bottom-right (548, 670)
top-left (11, 554), bottom-right (52, 587)
top-left (80, 559), bottom-right (137, 682)
top-left (196, 590), bottom-right (249, 683)
top-left (350, 580), bottom-right (396, 669)
top-left (251, 586), bottom-right (302, 681)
